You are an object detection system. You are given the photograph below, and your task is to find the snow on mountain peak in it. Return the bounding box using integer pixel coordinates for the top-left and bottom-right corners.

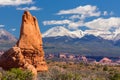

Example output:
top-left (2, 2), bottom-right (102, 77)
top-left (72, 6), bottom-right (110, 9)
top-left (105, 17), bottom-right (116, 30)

top-left (84, 29), bottom-right (115, 40)
top-left (42, 26), bottom-right (120, 41)
top-left (0, 29), bottom-right (17, 42)
top-left (42, 26), bottom-right (84, 38)
top-left (0, 29), bottom-right (7, 36)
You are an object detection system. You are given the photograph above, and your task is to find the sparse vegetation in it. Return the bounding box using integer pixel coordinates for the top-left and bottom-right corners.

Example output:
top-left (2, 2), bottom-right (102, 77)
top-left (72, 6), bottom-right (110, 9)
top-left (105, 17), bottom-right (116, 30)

top-left (38, 61), bottom-right (120, 80)
top-left (0, 68), bottom-right (33, 80)
top-left (109, 73), bottom-right (120, 80)
top-left (0, 62), bottom-right (119, 80)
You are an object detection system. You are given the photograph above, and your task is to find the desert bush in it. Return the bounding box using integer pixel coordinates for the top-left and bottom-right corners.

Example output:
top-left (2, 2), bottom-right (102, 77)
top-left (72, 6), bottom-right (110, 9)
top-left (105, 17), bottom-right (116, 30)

top-left (52, 72), bottom-right (81, 80)
top-left (1, 68), bottom-right (33, 80)
top-left (110, 73), bottom-right (120, 80)
top-left (103, 66), bottom-right (109, 71)
top-left (38, 66), bottom-right (82, 80)
top-left (38, 61), bottom-right (120, 80)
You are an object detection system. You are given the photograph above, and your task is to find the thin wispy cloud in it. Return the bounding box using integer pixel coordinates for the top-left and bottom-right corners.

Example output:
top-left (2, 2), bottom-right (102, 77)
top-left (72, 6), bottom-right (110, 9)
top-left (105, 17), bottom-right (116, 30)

top-left (0, 0), bottom-right (33, 6)
top-left (11, 28), bottom-right (16, 31)
top-left (17, 6), bottom-right (41, 11)
top-left (43, 20), bottom-right (71, 25)
top-left (103, 11), bottom-right (108, 16)
top-left (110, 11), bottom-right (114, 16)
top-left (103, 11), bottom-right (114, 16)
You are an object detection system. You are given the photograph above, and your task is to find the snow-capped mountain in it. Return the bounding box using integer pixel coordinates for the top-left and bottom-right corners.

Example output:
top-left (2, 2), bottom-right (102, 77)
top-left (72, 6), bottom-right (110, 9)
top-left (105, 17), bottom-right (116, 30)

top-left (42, 26), bottom-right (120, 41)
top-left (84, 30), bottom-right (115, 40)
top-left (42, 26), bottom-right (84, 38)
top-left (42, 27), bottom-right (120, 56)
top-left (0, 29), bottom-right (17, 50)
top-left (0, 29), bottom-right (17, 42)
top-left (112, 28), bottom-right (120, 41)
top-left (113, 33), bottom-right (120, 41)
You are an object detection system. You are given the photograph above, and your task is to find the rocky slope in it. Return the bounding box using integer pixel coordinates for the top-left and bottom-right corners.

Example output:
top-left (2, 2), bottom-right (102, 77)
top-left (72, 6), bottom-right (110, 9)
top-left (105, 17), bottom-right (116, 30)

top-left (0, 29), bottom-right (17, 42)
top-left (0, 29), bottom-right (17, 50)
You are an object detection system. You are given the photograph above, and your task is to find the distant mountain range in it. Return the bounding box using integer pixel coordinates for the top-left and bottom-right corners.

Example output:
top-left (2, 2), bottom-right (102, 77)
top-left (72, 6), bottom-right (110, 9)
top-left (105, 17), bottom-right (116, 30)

top-left (42, 26), bottom-right (120, 41)
top-left (42, 27), bottom-right (120, 57)
top-left (1, 28), bottom-right (120, 57)
top-left (0, 29), bottom-right (17, 50)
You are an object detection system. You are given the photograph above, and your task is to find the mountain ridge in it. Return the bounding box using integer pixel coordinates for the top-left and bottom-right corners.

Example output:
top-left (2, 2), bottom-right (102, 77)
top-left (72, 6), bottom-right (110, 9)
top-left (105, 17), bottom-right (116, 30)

top-left (42, 26), bottom-right (120, 41)
top-left (1, 28), bottom-right (120, 57)
top-left (0, 29), bottom-right (17, 42)
top-left (0, 29), bottom-right (17, 50)
top-left (42, 27), bottom-right (120, 57)
top-left (42, 26), bottom-right (84, 38)
top-left (43, 35), bottom-right (120, 57)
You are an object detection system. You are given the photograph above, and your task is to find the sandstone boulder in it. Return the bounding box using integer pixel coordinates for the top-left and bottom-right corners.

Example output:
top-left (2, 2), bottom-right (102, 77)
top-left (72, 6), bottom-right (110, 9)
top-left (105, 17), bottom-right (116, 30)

top-left (0, 47), bottom-right (25, 69)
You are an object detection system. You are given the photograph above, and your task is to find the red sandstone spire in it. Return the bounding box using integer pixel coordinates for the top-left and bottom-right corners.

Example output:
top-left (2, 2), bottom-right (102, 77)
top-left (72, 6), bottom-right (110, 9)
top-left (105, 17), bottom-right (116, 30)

top-left (0, 11), bottom-right (48, 76)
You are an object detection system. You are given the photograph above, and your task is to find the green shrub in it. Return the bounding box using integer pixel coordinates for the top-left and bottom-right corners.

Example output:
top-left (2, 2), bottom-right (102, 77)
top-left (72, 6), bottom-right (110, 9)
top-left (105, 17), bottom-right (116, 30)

top-left (110, 73), bottom-right (120, 80)
top-left (38, 66), bottom-right (82, 80)
top-left (1, 68), bottom-right (33, 80)
top-left (103, 66), bottom-right (109, 71)
top-left (55, 73), bottom-right (81, 80)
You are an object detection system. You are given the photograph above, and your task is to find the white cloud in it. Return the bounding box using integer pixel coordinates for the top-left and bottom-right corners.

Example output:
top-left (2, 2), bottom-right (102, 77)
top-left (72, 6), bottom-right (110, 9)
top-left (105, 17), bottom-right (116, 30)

top-left (85, 17), bottom-right (120, 31)
top-left (43, 5), bottom-right (119, 32)
top-left (0, 25), bottom-right (4, 28)
top-left (57, 5), bottom-right (101, 19)
top-left (17, 6), bottom-right (41, 11)
top-left (0, 0), bottom-right (32, 6)
top-left (11, 28), bottom-right (16, 31)
top-left (103, 11), bottom-right (114, 16)
top-left (43, 17), bottom-right (120, 31)
top-left (67, 17), bottom-right (120, 30)
top-left (43, 19), bottom-right (84, 30)
top-left (68, 21), bottom-right (84, 29)
top-left (69, 15), bottom-right (81, 20)
top-left (103, 11), bottom-right (108, 16)
top-left (43, 20), bottom-right (72, 25)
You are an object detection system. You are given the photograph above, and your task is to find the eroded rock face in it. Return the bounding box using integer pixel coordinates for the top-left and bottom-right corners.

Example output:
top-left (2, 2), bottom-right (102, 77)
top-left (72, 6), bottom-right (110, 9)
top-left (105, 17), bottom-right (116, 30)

top-left (0, 11), bottom-right (48, 75)
top-left (0, 47), bottom-right (25, 69)
top-left (17, 11), bottom-right (43, 51)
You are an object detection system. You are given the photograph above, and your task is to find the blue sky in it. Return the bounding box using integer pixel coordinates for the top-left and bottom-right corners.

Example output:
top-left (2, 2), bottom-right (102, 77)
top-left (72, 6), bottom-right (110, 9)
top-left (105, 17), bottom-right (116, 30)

top-left (0, 0), bottom-right (120, 38)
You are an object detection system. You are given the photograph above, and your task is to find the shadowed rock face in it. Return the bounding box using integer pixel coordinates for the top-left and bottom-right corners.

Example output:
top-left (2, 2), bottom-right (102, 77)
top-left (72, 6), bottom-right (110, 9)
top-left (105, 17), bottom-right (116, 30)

top-left (0, 11), bottom-right (48, 75)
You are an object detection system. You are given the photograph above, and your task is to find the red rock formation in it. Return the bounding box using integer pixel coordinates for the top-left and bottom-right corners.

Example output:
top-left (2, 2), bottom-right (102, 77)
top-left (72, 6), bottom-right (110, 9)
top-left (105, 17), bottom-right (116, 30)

top-left (0, 11), bottom-right (48, 75)
top-left (81, 56), bottom-right (88, 62)
top-left (17, 11), bottom-right (43, 51)
top-left (99, 57), bottom-right (112, 63)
